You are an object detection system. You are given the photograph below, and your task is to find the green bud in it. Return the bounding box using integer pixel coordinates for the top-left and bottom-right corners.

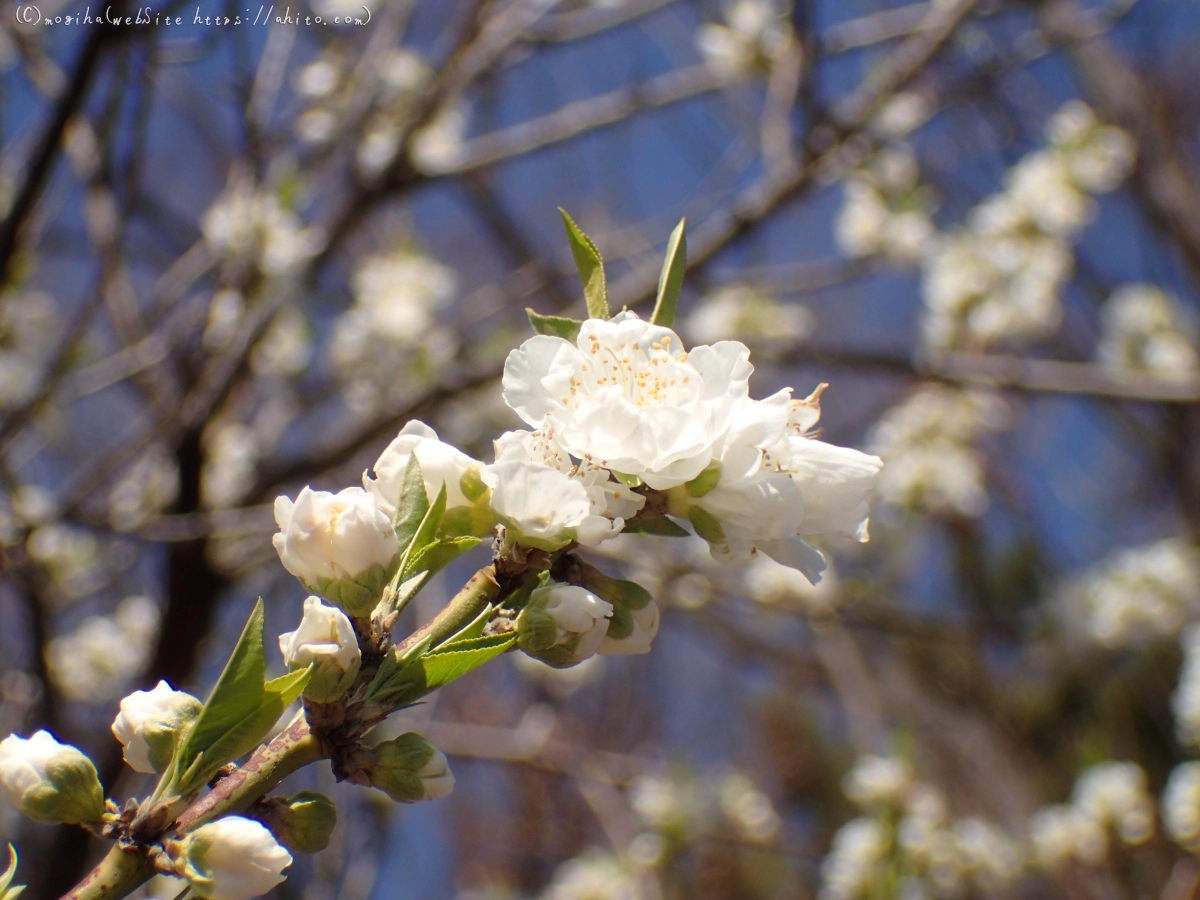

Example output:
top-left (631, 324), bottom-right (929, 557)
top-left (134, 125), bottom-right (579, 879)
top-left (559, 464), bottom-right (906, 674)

top-left (459, 467), bottom-right (488, 503)
top-left (367, 733), bottom-right (455, 803)
top-left (0, 732), bottom-right (105, 825)
top-left (269, 791), bottom-right (337, 853)
top-left (684, 463), bottom-right (722, 498)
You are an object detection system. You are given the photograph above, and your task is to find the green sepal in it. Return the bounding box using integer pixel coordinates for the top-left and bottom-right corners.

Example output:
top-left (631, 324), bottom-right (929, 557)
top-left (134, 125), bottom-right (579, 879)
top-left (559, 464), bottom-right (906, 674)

top-left (688, 506), bottom-right (725, 544)
top-left (21, 754), bottom-right (104, 825)
top-left (527, 309), bottom-right (583, 343)
top-left (684, 463), bottom-right (721, 498)
top-left (393, 455), bottom-right (430, 557)
top-left (172, 600), bottom-right (313, 796)
top-left (559, 208), bottom-right (609, 319)
top-left (621, 516), bottom-right (690, 537)
top-left (368, 733), bottom-right (437, 803)
top-left (308, 560), bottom-right (396, 617)
top-left (438, 505), bottom-right (496, 539)
top-left (399, 482), bottom-right (447, 581)
top-left (277, 791), bottom-right (337, 853)
top-left (650, 218), bottom-right (686, 327)
top-left (581, 571), bottom-right (654, 611)
top-left (612, 471), bottom-right (642, 487)
top-left (143, 695), bottom-right (204, 775)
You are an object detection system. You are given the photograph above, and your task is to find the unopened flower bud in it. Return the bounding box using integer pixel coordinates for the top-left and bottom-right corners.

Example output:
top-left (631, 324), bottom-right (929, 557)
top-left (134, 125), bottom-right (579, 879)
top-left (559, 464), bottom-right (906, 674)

top-left (278, 596), bottom-right (361, 702)
top-left (517, 583), bottom-right (612, 668)
top-left (366, 733), bottom-right (455, 803)
top-left (258, 791), bottom-right (337, 854)
top-left (172, 816), bottom-right (292, 900)
top-left (0, 731), bottom-right (104, 825)
top-left (272, 486), bottom-right (400, 616)
top-left (111, 680), bottom-right (203, 774)
top-left (364, 421), bottom-right (484, 517)
top-left (574, 565), bottom-right (660, 656)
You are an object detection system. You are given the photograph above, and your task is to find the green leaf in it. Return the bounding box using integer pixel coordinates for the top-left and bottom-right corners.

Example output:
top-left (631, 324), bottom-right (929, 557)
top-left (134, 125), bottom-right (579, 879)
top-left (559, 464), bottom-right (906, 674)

top-left (651, 218), bottom-right (687, 327)
top-left (172, 600), bottom-right (312, 796)
top-left (559, 208), bottom-right (609, 319)
top-left (622, 516), bottom-right (690, 537)
top-left (400, 482), bottom-right (447, 581)
top-left (422, 633), bottom-right (517, 688)
top-left (0, 844), bottom-right (22, 900)
top-left (527, 309), bottom-right (583, 343)
top-left (393, 571), bottom-right (432, 615)
top-left (373, 633), bottom-right (516, 707)
top-left (393, 455), bottom-right (430, 555)
top-left (442, 603), bottom-right (494, 646)
top-left (406, 536), bottom-right (481, 582)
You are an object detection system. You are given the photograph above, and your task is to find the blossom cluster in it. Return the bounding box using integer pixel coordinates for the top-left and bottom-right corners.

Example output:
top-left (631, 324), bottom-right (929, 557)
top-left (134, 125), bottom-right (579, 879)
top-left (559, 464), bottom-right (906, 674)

top-left (835, 144), bottom-right (937, 266)
top-left (1096, 283), bottom-right (1200, 380)
top-left (918, 101), bottom-right (1135, 350)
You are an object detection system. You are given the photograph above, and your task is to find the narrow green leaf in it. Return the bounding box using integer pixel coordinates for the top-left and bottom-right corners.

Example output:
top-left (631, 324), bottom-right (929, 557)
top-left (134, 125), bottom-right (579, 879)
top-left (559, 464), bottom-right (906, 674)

top-left (175, 600), bottom-right (268, 782)
top-left (442, 603), bottom-right (494, 647)
top-left (527, 309), bottom-right (583, 342)
top-left (400, 482), bottom-right (447, 581)
top-left (559, 208), bottom-right (609, 319)
top-left (622, 516), bottom-right (690, 537)
top-left (393, 571), bottom-right (432, 616)
top-left (393, 455), bottom-right (430, 555)
top-left (407, 536), bottom-right (481, 582)
top-left (651, 218), bottom-right (687, 327)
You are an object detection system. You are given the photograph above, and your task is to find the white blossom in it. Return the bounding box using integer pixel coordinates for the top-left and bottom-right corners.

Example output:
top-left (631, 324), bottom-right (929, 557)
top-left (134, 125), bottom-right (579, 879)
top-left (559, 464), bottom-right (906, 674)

top-left (1071, 538), bottom-right (1200, 649)
top-left (47, 596), bottom-right (160, 702)
top-left (693, 386), bottom-right (881, 582)
top-left (483, 428), bottom-right (643, 549)
top-left (343, 252), bottom-right (457, 345)
top-left (952, 818), bottom-right (1022, 886)
top-left (249, 308), bottom-right (312, 377)
top-left (1174, 624), bottom-right (1200, 745)
top-left (685, 285), bottom-right (813, 347)
top-left (503, 310), bottom-right (755, 489)
top-left (364, 420), bottom-right (483, 516)
top-left (843, 755), bottom-right (914, 809)
top-left (867, 387), bottom-right (1006, 517)
top-left (200, 176), bottom-right (318, 275)
top-left (272, 486), bottom-right (399, 615)
top-left (541, 849), bottom-right (636, 900)
top-left (409, 104), bottom-right (469, 175)
top-left (1096, 284), bottom-right (1199, 380)
top-left (1071, 761), bottom-right (1155, 846)
top-left (835, 146), bottom-right (935, 265)
top-left (278, 596), bottom-right (362, 702)
top-left (107, 444), bottom-right (180, 530)
top-left (173, 816), bottom-right (292, 900)
top-left (1163, 762), bottom-right (1200, 852)
top-left (818, 817), bottom-right (891, 900)
top-left (695, 0), bottom-right (790, 79)
top-left (111, 680), bottom-right (202, 774)
top-left (718, 771), bottom-right (780, 842)
top-left (1028, 804), bottom-right (1106, 868)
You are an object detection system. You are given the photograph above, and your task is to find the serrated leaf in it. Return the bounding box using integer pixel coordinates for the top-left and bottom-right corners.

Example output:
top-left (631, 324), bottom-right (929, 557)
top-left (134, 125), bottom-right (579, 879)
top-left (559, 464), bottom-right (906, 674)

top-left (622, 516), bottom-right (690, 537)
top-left (559, 208), bottom-right (608, 319)
top-left (393, 455), bottom-right (430, 556)
top-left (372, 633), bottom-right (516, 707)
top-left (421, 633), bottom-right (517, 688)
top-left (527, 309), bottom-right (583, 342)
top-left (399, 482), bottom-right (447, 581)
top-left (651, 218), bottom-right (686, 327)
top-left (172, 601), bottom-right (313, 795)
top-left (406, 536), bottom-right (481, 583)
